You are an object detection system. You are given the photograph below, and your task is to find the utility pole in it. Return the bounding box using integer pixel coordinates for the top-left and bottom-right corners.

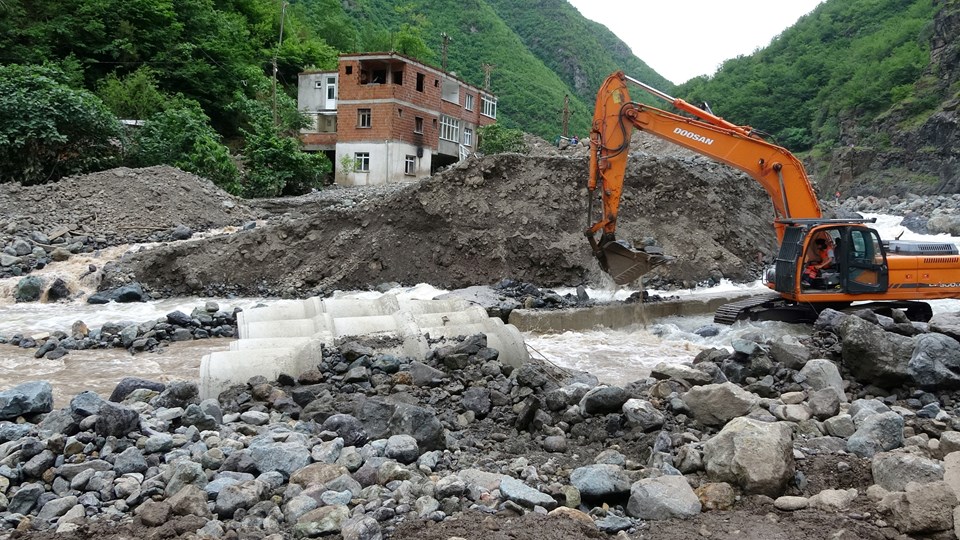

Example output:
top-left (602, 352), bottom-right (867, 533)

top-left (272, 1), bottom-right (288, 127)
top-left (440, 32), bottom-right (452, 71)
top-left (561, 95), bottom-right (569, 137)
top-left (482, 63), bottom-right (494, 90)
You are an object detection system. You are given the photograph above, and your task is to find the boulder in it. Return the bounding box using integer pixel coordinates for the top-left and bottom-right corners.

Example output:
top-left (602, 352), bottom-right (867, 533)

top-left (14, 276), bottom-right (43, 302)
top-left (499, 476), bottom-right (557, 510)
top-left (908, 333), bottom-right (960, 389)
top-left (622, 399), bottom-right (665, 432)
top-left (681, 383), bottom-right (758, 426)
top-left (797, 360), bottom-right (846, 402)
top-left (650, 363), bottom-right (713, 385)
top-left (579, 386), bottom-right (629, 415)
top-left (847, 411), bottom-right (904, 458)
top-left (703, 417), bottom-right (794, 496)
top-left (569, 464), bottom-right (632, 499)
top-left (889, 481), bottom-right (956, 534)
top-left (94, 402), bottom-right (140, 438)
top-left (626, 475), bottom-right (701, 520)
top-left (836, 315), bottom-right (913, 387)
top-left (872, 452), bottom-right (944, 492)
top-left (0, 381), bottom-right (53, 420)
top-left (929, 313), bottom-right (960, 342)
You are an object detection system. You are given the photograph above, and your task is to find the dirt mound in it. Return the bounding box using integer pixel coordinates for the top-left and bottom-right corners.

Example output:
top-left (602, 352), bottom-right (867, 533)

top-left (0, 166), bottom-right (256, 244)
top-left (101, 150), bottom-right (777, 297)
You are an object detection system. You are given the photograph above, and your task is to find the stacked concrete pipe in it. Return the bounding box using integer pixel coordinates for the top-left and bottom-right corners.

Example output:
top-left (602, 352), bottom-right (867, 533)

top-left (199, 294), bottom-right (529, 399)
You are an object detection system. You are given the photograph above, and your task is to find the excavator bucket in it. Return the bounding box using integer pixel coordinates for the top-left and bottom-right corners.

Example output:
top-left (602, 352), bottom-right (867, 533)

top-left (599, 240), bottom-right (672, 285)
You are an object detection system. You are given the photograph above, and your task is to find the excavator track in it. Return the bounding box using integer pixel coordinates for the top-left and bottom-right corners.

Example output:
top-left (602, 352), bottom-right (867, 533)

top-left (713, 293), bottom-right (805, 325)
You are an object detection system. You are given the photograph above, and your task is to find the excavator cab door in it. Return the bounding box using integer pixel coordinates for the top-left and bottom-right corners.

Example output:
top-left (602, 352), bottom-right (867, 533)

top-left (841, 227), bottom-right (889, 294)
top-left (773, 226), bottom-right (805, 293)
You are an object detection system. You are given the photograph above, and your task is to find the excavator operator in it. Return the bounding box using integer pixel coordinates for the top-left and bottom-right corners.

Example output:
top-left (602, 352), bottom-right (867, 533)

top-left (804, 237), bottom-right (835, 284)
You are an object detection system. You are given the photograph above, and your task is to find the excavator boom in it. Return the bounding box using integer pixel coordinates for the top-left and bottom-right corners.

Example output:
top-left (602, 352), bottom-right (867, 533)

top-left (587, 71), bottom-right (822, 284)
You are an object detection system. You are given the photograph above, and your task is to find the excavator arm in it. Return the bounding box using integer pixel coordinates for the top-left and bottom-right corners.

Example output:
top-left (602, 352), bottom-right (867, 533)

top-left (587, 71), bottom-right (822, 284)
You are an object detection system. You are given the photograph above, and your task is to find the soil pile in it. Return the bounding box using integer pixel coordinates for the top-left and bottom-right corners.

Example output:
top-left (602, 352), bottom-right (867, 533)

top-left (100, 141), bottom-right (777, 297)
top-left (0, 166), bottom-right (256, 245)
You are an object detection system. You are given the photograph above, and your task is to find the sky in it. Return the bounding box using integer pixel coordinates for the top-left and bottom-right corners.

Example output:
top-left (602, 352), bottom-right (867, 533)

top-left (566, 0), bottom-right (825, 85)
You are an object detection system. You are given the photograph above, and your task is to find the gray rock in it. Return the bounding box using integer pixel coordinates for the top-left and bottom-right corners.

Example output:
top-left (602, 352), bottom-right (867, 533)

top-left (284, 495), bottom-right (319, 524)
top-left (341, 515), bottom-right (382, 540)
top-left (152, 381), bottom-right (199, 409)
top-left (435, 475), bottom-right (466, 498)
top-left (461, 387), bottom-right (492, 417)
top-left (109, 377), bottom-right (165, 402)
top-left (769, 339), bottom-right (811, 370)
top-left (797, 360), bottom-right (846, 402)
top-left (69, 390), bottom-right (106, 417)
top-left (808, 388), bottom-right (841, 419)
top-left (14, 276), bottom-right (43, 302)
top-left (837, 315), bottom-right (914, 387)
top-left (322, 414), bottom-right (369, 447)
top-left (388, 403), bottom-right (443, 451)
top-left (214, 481), bottom-right (265, 518)
top-left (384, 434), bottom-right (419, 464)
top-left (847, 411), bottom-right (904, 457)
top-left (703, 417), bottom-right (794, 496)
top-left (929, 313), bottom-right (960, 342)
top-left (94, 402), bottom-right (140, 438)
top-left (0, 381), bottom-right (53, 420)
top-left (909, 333), bottom-right (960, 389)
top-left (166, 460), bottom-right (208, 497)
top-left (681, 382), bottom-right (758, 426)
top-left (499, 476), bottom-right (557, 509)
top-left (849, 399), bottom-right (892, 425)
top-left (114, 447), bottom-right (148, 475)
top-left (872, 452), bottom-right (943, 492)
top-left (622, 399), bottom-right (665, 431)
top-left (580, 386), bottom-right (629, 415)
top-left (569, 464), bottom-right (632, 499)
top-left (408, 361), bottom-right (447, 386)
top-left (36, 495), bottom-right (78, 522)
top-left (167, 484), bottom-right (212, 518)
top-left (249, 440), bottom-right (311, 477)
top-left (626, 475), bottom-right (701, 520)
top-left (170, 224), bottom-right (193, 240)
top-left (545, 383), bottom-right (592, 412)
top-left (182, 403), bottom-right (218, 431)
top-left (651, 363), bottom-right (713, 385)
top-left (889, 481), bottom-right (956, 534)
top-left (8, 482), bottom-right (44, 514)
top-left (295, 505), bottom-right (350, 535)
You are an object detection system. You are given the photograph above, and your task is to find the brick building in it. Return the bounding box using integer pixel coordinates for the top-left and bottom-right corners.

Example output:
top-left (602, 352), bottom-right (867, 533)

top-left (298, 52), bottom-right (498, 186)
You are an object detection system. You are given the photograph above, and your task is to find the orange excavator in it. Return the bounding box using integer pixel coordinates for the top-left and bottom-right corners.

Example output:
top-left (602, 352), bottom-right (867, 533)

top-left (587, 71), bottom-right (960, 324)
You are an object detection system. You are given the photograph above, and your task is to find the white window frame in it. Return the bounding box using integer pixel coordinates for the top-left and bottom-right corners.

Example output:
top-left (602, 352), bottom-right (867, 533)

top-left (439, 114), bottom-right (460, 143)
top-left (463, 127), bottom-right (473, 147)
top-left (314, 80), bottom-right (323, 89)
top-left (326, 77), bottom-right (336, 100)
top-left (481, 96), bottom-right (497, 119)
top-left (354, 152), bottom-right (370, 172)
top-left (465, 94), bottom-right (474, 111)
top-left (404, 155), bottom-right (416, 176)
top-left (358, 108), bottom-right (371, 128)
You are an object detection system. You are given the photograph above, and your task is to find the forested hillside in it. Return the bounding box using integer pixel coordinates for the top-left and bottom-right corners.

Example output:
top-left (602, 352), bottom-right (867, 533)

top-left (674, 0), bottom-right (959, 195)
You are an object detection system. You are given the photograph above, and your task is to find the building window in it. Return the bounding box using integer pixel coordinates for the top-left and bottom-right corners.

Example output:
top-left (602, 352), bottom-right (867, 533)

top-left (481, 96), bottom-right (497, 119)
top-left (465, 94), bottom-right (474, 111)
top-left (414, 117), bottom-right (423, 134)
top-left (345, 66), bottom-right (353, 75)
top-left (416, 73), bottom-right (425, 92)
top-left (326, 77), bottom-right (336, 100)
top-left (439, 114), bottom-right (460, 142)
top-left (393, 71), bottom-right (403, 85)
top-left (314, 81), bottom-right (323, 89)
top-left (463, 128), bottom-right (473, 147)
top-left (358, 108), bottom-right (371, 128)
top-left (354, 152), bottom-right (370, 172)
top-left (404, 155), bottom-right (416, 175)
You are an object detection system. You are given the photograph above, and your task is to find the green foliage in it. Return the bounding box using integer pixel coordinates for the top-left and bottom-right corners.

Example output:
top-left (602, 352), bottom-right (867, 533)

top-left (0, 64), bottom-right (122, 184)
top-left (230, 81), bottom-right (331, 197)
top-left (241, 128), bottom-right (331, 197)
top-left (677, 0), bottom-right (938, 152)
top-left (478, 123), bottom-right (527, 154)
top-left (130, 102), bottom-right (240, 191)
top-left (97, 67), bottom-right (169, 120)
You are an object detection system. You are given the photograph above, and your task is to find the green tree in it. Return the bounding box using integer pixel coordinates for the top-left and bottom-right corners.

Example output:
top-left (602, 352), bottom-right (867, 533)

top-left (0, 64), bottom-right (122, 184)
top-left (97, 67), bottom-right (170, 120)
top-left (477, 123), bottom-right (527, 154)
top-left (130, 102), bottom-right (240, 192)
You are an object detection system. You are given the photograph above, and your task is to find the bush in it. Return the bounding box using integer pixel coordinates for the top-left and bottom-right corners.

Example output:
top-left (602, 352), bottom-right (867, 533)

top-left (130, 103), bottom-right (240, 192)
top-left (0, 64), bottom-right (123, 184)
top-left (477, 123), bottom-right (528, 155)
top-left (241, 129), bottom-right (331, 197)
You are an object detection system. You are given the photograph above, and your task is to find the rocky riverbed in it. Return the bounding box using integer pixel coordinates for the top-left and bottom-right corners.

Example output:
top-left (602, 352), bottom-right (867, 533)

top-left (3, 304), bottom-right (960, 539)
